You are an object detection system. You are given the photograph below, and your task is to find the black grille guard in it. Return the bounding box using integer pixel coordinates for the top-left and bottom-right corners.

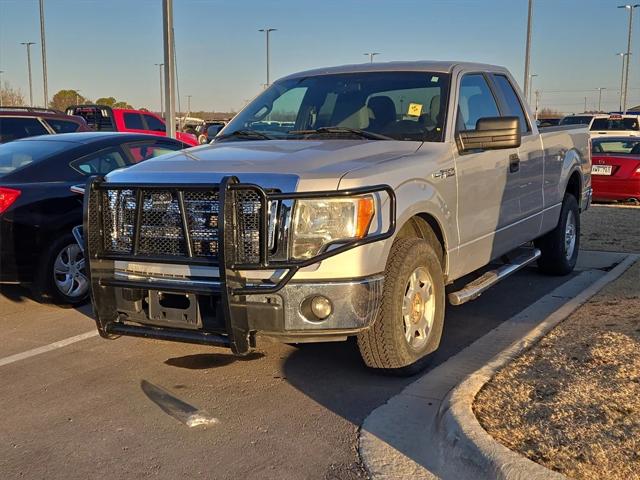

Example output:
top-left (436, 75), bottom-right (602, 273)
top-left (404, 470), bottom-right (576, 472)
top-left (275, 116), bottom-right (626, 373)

top-left (83, 175), bottom-right (396, 354)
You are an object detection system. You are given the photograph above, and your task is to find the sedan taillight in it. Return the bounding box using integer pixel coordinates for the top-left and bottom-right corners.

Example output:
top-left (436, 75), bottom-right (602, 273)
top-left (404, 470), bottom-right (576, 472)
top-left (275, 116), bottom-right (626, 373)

top-left (0, 188), bottom-right (21, 214)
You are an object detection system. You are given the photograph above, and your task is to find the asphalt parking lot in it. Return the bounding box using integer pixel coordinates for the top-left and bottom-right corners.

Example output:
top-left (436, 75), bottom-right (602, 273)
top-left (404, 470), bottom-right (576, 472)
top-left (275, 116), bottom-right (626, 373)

top-left (1, 253), bottom-right (616, 480)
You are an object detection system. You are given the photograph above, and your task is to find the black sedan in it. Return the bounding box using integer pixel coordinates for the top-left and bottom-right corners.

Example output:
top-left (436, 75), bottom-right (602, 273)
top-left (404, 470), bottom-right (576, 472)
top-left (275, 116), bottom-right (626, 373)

top-left (0, 132), bottom-right (188, 304)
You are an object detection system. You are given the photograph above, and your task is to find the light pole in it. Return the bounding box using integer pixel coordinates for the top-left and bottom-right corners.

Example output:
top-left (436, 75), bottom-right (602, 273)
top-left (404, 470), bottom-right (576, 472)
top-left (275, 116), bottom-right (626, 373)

top-left (20, 42), bottom-right (35, 106)
top-left (186, 94), bottom-right (192, 115)
top-left (523, 0), bottom-right (534, 100)
top-left (154, 63), bottom-right (164, 117)
top-left (596, 87), bottom-right (606, 112)
top-left (616, 52), bottom-right (628, 111)
top-left (39, 0), bottom-right (48, 108)
top-left (163, 0), bottom-right (176, 138)
top-left (75, 89), bottom-right (81, 105)
top-left (534, 90), bottom-right (540, 120)
top-left (0, 70), bottom-right (4, 107)
top-left (584, 96), bottom-right (588, 113)
top-left (618, 4), bottom-right (639, 113)
top-left (528, 73), bottom-right (538, 105)
top-left (259, 28), bottom-right (276, 87)
top-left (364, 52), bottom-right (380, 63)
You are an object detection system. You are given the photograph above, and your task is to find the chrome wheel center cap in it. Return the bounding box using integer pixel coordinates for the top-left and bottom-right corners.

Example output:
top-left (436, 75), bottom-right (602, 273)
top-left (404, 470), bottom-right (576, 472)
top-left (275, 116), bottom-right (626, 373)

top-left (410, 293), bottom-right (423, 324)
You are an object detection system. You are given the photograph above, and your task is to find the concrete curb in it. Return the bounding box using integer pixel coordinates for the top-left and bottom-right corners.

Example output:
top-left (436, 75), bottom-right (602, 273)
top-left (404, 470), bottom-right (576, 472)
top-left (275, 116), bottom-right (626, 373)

top-left (359, 252), bottom-right (638, 479)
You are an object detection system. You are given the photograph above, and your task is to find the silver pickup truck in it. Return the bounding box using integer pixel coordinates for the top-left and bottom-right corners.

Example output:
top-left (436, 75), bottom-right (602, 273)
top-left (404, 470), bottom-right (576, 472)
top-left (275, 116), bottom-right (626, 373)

top-left (83, 61), bottom-right (591, 374)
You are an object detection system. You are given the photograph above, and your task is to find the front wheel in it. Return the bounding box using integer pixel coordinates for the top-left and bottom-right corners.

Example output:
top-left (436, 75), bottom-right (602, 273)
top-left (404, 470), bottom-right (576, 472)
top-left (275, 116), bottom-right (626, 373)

top-left (535, 193), bottom-right (580, 275)
top-left (357, 237), bottom-right (445, 376)
top-left (32, 233), bottom-right (90, 306)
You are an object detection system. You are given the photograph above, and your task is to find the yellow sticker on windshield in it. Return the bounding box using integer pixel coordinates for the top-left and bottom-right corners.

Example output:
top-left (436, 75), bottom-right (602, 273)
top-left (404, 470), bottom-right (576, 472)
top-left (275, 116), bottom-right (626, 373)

top-left (407, 103), bottom-right (423, 117)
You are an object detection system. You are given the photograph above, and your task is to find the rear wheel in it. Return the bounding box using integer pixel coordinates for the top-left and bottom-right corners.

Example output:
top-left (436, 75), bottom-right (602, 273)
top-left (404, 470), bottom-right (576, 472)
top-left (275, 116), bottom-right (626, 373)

top-left (357, 237), bottom-right (445, 376)
top-left (535, 193), bottom-right (580, 275)
top-left (32, 233), bottom-right (89, 306)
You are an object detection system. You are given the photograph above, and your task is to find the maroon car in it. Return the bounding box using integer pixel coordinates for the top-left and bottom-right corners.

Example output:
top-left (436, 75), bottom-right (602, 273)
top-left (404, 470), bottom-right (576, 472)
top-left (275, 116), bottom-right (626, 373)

top-left (0, 106), bottom-right (89, 143)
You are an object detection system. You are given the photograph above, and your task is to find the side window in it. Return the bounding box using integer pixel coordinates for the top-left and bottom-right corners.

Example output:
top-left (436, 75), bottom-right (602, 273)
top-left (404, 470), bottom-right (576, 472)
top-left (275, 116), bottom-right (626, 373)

top-left (44, 118), bottom-right (82, 133)
top-left (0, 117), bottom-right (48, 142)
top-left (123, 113), bottom-right (145, 130)
top-left (70, 148), bottom-right (128, 175)
top-left (143, 114), bottom-right (166, 132)
top-left (457, 74), bottom-right (500, 131)
top-left (126, 142), bottom-right (182, 163)
top-left (493, 75), bottom-right (530, 133)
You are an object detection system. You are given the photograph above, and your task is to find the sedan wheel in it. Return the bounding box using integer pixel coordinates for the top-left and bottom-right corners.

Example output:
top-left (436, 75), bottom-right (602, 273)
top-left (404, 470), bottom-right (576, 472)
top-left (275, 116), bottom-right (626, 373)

top-left (53, 243), bottom-right (89, 300)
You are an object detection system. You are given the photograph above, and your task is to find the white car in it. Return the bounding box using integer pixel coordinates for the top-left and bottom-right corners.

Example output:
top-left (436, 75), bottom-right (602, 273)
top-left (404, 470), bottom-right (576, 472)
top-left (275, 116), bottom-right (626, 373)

top-left (589, 113), bottom-right (640, 138)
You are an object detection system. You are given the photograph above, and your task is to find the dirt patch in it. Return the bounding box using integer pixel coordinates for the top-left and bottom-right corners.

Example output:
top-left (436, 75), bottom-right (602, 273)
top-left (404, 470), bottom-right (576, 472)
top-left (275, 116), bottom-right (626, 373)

top-left (581, 204), bottom-right (640, 252)
top-left (474, 205), bottom-right (640, 480)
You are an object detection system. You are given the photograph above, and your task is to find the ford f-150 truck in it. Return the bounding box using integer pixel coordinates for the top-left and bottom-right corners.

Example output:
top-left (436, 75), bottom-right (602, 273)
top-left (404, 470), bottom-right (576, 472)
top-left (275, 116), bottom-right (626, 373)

top-left (81, 61), bottom-right (591, 374)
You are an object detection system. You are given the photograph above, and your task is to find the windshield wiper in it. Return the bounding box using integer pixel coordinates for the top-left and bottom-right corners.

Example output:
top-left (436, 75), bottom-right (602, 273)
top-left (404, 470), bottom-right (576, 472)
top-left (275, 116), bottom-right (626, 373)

top-left (289, 126), bottom-right (393, 140)
top-left (216, 129), bottom-right (273, 142)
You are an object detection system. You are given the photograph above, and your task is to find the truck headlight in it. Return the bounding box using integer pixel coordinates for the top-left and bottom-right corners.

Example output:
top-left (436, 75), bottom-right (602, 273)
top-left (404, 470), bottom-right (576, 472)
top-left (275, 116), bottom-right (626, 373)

top-left (292, 195), bottom-right (375, 259)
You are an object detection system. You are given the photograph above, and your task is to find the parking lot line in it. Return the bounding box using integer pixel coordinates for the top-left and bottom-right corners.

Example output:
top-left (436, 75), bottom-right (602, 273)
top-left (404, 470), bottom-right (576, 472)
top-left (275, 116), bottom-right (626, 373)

top-left (0, 331), bottom-right (98, 368)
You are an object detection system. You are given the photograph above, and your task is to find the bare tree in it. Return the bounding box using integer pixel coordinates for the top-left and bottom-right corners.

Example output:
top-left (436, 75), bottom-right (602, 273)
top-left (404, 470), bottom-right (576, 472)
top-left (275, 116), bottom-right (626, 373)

top-left (0, 82), bottom-right (26, 106)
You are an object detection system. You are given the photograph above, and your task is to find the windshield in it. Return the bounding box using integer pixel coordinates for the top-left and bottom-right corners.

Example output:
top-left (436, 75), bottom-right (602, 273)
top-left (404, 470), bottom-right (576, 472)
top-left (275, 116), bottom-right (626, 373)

top-left (592, 138), bottom-right (640, 154)
top-left (559, 115), bottom-right (593, 126)
top-left (0, 139), bottom-right (71, 177)
top-left (590, 117), bottom-right (640, 132)
top-left (222, 71), bottom-right (450, 142)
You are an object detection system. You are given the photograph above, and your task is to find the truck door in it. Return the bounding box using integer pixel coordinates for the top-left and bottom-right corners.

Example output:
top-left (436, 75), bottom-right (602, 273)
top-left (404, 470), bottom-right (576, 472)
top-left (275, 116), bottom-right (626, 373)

top-left (489, 73), bottom-right (543, 224)
top-left (453, 73), bottom-right (521, 266)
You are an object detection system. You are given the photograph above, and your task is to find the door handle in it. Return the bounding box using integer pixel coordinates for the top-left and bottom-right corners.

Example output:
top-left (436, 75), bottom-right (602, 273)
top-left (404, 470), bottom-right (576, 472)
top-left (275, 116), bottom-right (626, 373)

top-left (509, 153), bottom-right (520, 173)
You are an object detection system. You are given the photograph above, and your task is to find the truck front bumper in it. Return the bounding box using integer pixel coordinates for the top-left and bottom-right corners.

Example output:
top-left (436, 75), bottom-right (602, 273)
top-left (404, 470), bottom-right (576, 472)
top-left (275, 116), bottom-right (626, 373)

top-left (93, 273), bottom-right (384, 349)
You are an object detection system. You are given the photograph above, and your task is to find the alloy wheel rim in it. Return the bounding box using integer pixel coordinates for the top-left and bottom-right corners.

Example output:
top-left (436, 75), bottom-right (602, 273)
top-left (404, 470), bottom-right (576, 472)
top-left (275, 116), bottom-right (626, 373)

top-left (564, 210), bottom-right (577, 261)
top-left (402, 266), bottom-right (436, 350)
top-left (53, 244), bottom-right (88, 299)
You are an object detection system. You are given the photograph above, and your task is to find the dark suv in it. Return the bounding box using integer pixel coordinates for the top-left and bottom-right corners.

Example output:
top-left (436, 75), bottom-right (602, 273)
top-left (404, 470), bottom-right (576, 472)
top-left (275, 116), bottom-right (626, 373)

top-left (0, 107), bottom-right (89, 143)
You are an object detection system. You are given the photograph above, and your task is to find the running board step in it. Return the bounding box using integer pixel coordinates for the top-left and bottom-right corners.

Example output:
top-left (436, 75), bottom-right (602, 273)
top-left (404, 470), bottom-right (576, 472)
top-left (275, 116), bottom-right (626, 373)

top-left (448, 248), bottom-right (541, 306)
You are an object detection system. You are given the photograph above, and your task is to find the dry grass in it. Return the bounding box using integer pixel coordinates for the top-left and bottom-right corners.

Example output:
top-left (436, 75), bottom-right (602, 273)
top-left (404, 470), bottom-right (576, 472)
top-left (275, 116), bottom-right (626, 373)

top-left (581, 204), bottom-right (640, 253)
top-left (474, 205), bottom-right (640, 479)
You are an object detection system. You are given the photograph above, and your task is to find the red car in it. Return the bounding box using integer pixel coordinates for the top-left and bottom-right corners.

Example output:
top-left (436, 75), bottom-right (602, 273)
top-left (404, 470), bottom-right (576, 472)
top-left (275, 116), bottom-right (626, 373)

top-left (66, 105), bottom-right (198, 146)
top-left (591, 136), bottom-right (640, 202)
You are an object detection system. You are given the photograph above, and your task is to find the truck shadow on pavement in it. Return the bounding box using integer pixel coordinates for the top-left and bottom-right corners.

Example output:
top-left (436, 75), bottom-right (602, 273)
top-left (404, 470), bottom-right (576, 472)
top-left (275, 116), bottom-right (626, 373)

top-left (164, 351), bottom-right (265, 370)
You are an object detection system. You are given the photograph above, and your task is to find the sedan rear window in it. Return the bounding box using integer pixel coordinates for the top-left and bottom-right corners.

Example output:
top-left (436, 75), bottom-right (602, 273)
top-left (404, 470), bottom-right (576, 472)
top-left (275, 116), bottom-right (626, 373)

top-left (0, 140), bottom-right (71, 176)
top-left (0, 117), bottom-right (49, 143)
top-left (559, 116), bottom-right (593, 126)
top-left (592, 139), bottom-right (640, 154)
top-left (45, 118), bottom-right (82, 133)
top-left (590, 118), bottom-right (639, 131)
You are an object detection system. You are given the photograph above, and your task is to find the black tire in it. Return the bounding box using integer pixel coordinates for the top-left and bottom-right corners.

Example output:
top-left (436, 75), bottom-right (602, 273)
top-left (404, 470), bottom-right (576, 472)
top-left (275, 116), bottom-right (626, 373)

top-left (535, 194), bottom-right (580, 276)
top-left (357, 237), bottom-right (445, 376)
top-left (32, 233), bottom-right (90, 306)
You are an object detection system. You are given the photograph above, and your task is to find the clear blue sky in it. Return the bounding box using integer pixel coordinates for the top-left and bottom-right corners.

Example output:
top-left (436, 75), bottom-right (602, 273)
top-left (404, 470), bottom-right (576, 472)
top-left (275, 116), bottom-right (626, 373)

top-left (0, 0), bottom-right (638, 113)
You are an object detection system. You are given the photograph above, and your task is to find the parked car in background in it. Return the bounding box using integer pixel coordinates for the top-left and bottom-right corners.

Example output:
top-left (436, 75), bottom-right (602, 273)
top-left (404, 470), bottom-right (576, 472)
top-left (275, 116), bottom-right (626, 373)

top-left (589, 114), bottom-right (640, 138)
top-left (196, 120), bottom-right (227, 144)
top-left (0, 132), bottom-right (188, 304)
top-left (0, 107), bottom-right (89, 143)
top-left (591, 136), bottom-right (640, 203)
top-left (559, 114), bottom-right (595, 127)
top-left (66, 105), bottom-right (199, 146)
top-left (538, 118), bottom-right (561, 127)
top-left (81, 61), bottom-right (591, 374)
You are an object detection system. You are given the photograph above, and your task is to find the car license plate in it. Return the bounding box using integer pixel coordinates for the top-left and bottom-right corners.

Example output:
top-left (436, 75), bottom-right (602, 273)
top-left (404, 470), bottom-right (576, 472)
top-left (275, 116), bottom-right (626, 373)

top-left (591, 165), bottom-right (612, 176)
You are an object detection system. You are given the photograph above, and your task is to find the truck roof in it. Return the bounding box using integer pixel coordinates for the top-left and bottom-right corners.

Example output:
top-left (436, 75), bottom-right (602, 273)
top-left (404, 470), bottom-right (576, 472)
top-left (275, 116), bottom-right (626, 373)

top-left (278, 61), bottom-right (506, 81)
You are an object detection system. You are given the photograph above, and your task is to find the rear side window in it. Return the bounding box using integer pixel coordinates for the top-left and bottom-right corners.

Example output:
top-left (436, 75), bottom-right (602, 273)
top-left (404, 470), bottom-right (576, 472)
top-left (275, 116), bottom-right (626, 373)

top-left (44, 118), bottom-right (81, 133)
top-left (70, 147), bottom-right (130, 175)
top-left (0, 117), bottom-right (49, 143)
top-left (143, 114), bottom-right (166, 132)
top-left (457, 74), bottom-right (500, 131)
top-left (492, 75), bottom-right (530, 133)
top-left (590, 117), bottom-right (639, 131)
top-left (123, 113), bottom-right (145, 130)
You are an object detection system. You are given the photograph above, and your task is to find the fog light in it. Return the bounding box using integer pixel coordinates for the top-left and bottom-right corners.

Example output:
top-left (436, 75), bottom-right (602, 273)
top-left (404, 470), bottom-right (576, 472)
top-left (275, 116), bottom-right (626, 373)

top-left (310, 296), bottom-right (333, 320)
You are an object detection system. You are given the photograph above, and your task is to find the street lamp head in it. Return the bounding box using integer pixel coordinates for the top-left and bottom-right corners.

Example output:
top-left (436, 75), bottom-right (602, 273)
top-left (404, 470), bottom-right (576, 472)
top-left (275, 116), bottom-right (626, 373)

top-left (259, 28), bottom-right (277, 32)
top-left (617, 4), bottom-right (640, 8)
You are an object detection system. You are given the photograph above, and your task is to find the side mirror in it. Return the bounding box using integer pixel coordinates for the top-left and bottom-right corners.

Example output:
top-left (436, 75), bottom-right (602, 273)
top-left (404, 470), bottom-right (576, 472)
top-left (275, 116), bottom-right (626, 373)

top-left (457, 116), bottom-right (521, 152)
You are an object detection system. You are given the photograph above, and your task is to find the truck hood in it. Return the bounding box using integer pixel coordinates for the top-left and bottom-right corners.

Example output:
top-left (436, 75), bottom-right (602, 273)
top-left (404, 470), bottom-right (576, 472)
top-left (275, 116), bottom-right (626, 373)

top-left (107, 139), bottom-right (420, 191)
